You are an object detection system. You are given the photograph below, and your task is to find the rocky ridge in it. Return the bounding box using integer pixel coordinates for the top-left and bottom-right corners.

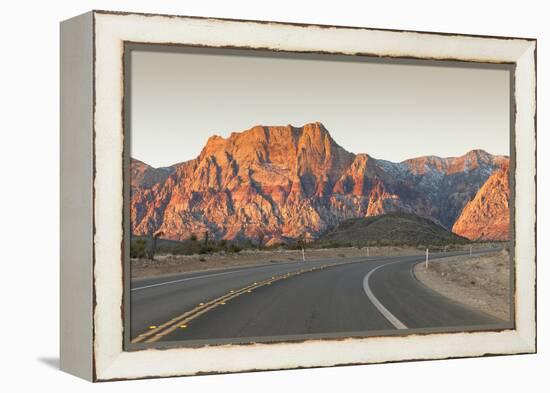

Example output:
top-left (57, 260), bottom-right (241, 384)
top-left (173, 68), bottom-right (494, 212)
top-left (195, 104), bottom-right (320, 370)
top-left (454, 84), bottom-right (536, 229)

top-left (131, 122), bottom-right (510, 244)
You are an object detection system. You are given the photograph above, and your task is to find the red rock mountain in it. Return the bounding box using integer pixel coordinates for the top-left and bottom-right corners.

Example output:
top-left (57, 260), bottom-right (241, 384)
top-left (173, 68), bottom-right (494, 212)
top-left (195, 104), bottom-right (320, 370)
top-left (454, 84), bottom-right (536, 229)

top-left (131, 122), bottom-right (510, 244)
top-left (452, 162), bottom-right (510, 241)
top-left (130, 158), bottom-right (174, 193)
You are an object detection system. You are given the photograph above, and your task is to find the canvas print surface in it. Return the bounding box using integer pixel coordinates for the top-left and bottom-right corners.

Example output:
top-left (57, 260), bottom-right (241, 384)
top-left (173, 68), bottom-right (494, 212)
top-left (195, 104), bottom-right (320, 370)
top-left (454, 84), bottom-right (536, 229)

top-left (126, 47), bottom-right (513, 346)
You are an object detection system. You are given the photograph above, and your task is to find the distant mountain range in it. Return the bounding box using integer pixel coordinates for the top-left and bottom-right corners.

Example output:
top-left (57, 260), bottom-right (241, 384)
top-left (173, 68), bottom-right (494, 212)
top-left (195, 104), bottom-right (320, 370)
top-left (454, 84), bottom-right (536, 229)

top-left (130, 122), bottom-right (510, 245)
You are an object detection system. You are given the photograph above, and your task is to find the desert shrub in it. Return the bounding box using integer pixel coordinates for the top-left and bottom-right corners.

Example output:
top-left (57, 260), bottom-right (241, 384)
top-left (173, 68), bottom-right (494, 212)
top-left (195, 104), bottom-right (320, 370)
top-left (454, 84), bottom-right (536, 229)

top-left (228, 244), bottom-right (242, 253)
top-left (154, 237), bottom-right (247, 256)
top-left (159, 240), bottom-right (202, 255)
top-left (241, 239), bottom-right (254, 249)
top-left (199, 244), bottom-right (215, 254)
top-left (130, 239), bottom-right (147, 258)
top-left (282, 242), bottom-right (301, 250)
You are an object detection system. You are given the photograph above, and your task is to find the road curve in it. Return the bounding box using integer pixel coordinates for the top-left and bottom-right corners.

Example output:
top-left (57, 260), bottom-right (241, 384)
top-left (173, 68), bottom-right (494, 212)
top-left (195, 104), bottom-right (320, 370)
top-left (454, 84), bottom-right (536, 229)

top-left (130, 250), bottom-right (509, 345)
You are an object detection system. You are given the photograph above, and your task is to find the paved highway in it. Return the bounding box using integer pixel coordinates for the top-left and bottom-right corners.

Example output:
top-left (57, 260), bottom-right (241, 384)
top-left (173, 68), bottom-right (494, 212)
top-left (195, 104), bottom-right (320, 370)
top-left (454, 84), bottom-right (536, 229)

top-left (130, 250), bottom-right (508, 345)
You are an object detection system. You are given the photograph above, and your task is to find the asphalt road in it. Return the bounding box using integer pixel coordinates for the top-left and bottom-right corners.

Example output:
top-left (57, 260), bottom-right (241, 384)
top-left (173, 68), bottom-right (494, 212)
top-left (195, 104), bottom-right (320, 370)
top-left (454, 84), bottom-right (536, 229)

top-left (130, 249), bottom-right (509, 345)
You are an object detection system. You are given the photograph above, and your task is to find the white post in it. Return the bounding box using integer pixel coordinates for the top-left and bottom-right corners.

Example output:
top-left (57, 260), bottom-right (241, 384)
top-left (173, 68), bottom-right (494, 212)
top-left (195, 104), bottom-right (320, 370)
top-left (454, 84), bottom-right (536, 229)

top-left (302, 247), bottom-right (305, 261)
top-left (367, 247), bottom-right (370, 257)
top-left (425, 248), bottom-right (429, 269)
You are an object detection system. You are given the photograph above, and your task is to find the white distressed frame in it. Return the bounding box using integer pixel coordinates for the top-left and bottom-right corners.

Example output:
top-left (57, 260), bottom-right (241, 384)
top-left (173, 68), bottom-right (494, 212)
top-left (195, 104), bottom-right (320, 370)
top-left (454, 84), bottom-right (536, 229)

top-left (84, 10), bottom-right (536, 381)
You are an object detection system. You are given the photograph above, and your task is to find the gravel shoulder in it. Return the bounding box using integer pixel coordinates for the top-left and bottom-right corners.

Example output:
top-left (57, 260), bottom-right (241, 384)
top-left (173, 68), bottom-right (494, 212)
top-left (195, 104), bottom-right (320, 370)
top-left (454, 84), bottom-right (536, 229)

top-left (413, 249), bottom-right (511, 321)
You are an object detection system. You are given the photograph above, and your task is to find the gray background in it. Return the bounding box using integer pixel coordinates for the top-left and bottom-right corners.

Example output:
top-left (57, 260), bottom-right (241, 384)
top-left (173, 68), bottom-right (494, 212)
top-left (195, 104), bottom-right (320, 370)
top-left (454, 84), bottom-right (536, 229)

top-left (131, 48), bottom-right (510, 168)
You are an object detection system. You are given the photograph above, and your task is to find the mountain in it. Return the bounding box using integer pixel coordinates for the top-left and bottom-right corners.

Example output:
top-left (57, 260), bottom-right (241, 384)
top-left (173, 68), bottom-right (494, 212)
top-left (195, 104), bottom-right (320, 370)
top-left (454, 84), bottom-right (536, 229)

top-left (319, 212), bottom-right (469, 246)
top-left (452, 162), bottom-right (510, 241)
top-left (130, 158), bottom-right (174, 193)
top-left (130, 122), bottom-right (509, 244)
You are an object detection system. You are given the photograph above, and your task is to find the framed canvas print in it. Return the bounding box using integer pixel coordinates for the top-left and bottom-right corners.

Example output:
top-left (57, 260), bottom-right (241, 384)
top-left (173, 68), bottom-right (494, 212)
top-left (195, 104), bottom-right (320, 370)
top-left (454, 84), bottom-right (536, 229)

top-left (60, 10), bottom-right (537, 381)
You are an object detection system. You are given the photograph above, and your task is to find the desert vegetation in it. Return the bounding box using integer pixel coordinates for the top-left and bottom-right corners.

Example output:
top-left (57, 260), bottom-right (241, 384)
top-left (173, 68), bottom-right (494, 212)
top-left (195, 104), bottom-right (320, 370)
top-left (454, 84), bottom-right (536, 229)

top-left (130, 213), bottom-right (506, 260)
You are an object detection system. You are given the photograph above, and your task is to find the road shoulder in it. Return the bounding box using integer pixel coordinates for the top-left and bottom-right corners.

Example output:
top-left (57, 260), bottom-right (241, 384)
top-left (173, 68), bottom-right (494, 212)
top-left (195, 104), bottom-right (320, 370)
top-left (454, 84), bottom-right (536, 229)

top-left (413, 250), bottom-right (511, 321)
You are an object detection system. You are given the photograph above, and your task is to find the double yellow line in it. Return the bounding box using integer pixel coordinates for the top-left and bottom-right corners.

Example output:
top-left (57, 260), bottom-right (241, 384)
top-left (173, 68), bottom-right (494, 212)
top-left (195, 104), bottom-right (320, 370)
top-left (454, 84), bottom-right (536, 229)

top-left (131, 263), bottom-right (337, 344)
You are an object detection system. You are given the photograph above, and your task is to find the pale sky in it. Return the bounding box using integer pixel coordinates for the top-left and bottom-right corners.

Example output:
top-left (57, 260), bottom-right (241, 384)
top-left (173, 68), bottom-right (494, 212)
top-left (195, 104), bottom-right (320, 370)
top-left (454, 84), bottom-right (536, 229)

top-left (130, 47), bottom-right (510, 168)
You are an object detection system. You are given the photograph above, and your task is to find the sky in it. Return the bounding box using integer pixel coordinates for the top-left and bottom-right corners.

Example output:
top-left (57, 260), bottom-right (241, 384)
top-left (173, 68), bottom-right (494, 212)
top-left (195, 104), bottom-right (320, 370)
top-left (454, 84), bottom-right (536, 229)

top-left (130, 48), bottom-right (510, 168)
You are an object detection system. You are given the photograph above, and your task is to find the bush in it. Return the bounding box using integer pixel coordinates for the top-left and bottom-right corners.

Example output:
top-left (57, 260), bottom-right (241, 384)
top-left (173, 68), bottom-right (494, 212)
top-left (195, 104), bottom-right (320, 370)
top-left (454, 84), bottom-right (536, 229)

top-left (228, 244), bottom-right (242, 253)
top-left (130, 239), bottom-right (147, 258)
top-left (199, 244), bottom-right (215, 254)
top-left (282, 242), bottom-right (301, 250)
top-left (242, 239), bottom-right (254, 249)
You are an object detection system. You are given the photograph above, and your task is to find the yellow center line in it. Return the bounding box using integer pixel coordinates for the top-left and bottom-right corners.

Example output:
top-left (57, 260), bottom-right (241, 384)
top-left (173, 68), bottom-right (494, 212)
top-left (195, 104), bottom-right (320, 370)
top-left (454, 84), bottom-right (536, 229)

top-left (131, 281), bottom-right (260, 343)
top-left (131, 262), bottom-right (343, 344)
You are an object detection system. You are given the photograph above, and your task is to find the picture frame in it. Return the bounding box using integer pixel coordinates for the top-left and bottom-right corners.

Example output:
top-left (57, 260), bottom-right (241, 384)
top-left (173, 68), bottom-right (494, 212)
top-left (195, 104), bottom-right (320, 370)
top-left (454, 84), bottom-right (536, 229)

top-left (60, 10), bottom-right (536, 381)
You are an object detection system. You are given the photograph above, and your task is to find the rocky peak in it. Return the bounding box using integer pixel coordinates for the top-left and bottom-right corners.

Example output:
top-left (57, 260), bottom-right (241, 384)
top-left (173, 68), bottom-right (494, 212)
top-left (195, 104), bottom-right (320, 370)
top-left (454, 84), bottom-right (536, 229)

top-left (199, 122), bottom-right (345, 162)
top-left (130, 158), bottom-right (174, 193)
top-left (403, 155), bottom-right (447, 175)
top-left (446, 149), bottom-right (493, 174)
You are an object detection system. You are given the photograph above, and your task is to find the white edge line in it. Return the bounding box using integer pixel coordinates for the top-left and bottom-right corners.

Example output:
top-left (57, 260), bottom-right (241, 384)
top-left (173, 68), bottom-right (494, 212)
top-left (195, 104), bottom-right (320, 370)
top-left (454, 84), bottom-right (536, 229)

top-left (131, 270), bottom-right (240, 291)
top-left (361, 249), bottom-right (496, 330)
top-left (363, 263), bottom-right (408, 330)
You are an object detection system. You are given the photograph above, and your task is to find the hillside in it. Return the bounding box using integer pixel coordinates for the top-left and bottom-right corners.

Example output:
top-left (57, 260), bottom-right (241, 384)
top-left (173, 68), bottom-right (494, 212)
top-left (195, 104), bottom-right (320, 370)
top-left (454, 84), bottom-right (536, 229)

top-left (319, 212), bottom-right (469, 246)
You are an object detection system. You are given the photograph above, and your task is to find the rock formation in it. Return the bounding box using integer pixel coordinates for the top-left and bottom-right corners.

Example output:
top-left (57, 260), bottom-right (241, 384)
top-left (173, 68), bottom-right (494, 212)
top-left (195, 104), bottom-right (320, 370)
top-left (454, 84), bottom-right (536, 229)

top-left (130, 122), bottom-right (510, 244)
top-left (452, 162), bottom-right (510, 241)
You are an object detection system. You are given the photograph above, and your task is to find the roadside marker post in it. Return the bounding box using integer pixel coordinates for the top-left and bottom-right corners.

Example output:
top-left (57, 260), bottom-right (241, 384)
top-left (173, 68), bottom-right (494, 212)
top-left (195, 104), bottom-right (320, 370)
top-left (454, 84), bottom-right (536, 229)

top-left (367, 247), bottom-right (370, 257)
top-left (425, 248), bottom-right (429, 269)
top-left (302, 247), bottom-right (305, 262)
